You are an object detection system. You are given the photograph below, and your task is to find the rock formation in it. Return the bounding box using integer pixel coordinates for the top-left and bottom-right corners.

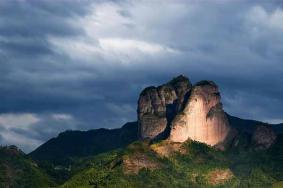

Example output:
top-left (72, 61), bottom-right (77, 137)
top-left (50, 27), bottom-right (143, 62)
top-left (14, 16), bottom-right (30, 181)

top-left (137, 75), bottom-right (231, 146)
top-left (252, 125), bottom-right (277, 150)
top-left (137, 75), bottom-right (192, 140)
top-left (123, 153), bottom-right (161, 174)
top-left (170, 81), bottom-right (230, 145)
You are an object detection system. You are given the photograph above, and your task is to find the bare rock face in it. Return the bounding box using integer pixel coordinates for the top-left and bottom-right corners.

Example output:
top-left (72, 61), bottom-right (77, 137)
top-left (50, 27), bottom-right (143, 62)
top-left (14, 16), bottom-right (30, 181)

top-left (207, 169), bottom-right (234, 185)
top-left (138, 75), bottom-right (231, 146)
top-left (150, 140), bottom-right (187, 157)
top-left (137, 75), bottom-right (192, 140)
top-left (252, 125), bottom-right (277, 150)
top-left (170, 81), bottom-right (230, 145)
top-left (123, 153), bottom-right (161, 174)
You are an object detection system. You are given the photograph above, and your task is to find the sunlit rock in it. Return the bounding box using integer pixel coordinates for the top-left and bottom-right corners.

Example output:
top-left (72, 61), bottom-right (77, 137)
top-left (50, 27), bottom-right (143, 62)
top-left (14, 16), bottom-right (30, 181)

top-left (170, 81), bottom-right (230, 145)
top-left (138, 76), bottom-right (231, 146)
top-left (137, 75), bottom-right (192, 140)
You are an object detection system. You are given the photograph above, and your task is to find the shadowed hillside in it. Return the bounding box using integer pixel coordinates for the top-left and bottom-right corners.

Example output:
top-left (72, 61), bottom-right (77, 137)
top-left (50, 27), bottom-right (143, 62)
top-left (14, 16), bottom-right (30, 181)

top-left (0, 146), bottom-right (53, 188)
top-left (29, 122), bottom-right (138, 165)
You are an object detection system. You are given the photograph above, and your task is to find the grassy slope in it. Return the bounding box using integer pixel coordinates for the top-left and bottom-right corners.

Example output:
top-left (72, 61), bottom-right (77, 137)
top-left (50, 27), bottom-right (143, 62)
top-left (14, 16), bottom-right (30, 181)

top-left (61, 140), bottom-right (278, 188)
top-left (26, 116), bottom-right (283, 187)
top-left (0, 136), bottom-right (280, 187)
top-left (0, 146), bottom-right (54, 188)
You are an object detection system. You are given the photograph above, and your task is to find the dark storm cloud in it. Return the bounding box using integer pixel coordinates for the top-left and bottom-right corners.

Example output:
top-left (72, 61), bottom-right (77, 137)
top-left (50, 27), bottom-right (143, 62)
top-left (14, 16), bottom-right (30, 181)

top-left (0, 1), bottom-right (87, 36)
top-left (0, 0), bottom-right (282, 152)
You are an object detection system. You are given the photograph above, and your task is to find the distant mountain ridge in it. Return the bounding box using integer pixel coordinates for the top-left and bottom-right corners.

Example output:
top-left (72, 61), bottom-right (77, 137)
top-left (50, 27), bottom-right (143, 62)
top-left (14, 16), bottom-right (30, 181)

top-left (227, 114), bottom-right (283, 134)
top-left (29, 113), bottom-right (283, 165)
top-left (29, 122), bottom-right (138, 165)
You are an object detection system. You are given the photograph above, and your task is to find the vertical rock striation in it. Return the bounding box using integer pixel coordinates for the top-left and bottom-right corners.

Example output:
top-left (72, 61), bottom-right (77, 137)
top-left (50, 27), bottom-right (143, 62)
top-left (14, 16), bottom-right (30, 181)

top-left (170, 81), bottom-right (230, 145)
top-left (137, 75), bottom-right (231, 146)
top-left (137, 75), bottom-right (192, 140)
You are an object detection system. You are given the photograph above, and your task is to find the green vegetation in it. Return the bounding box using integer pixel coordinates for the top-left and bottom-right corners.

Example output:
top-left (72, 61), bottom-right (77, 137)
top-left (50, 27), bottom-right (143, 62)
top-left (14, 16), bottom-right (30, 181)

top-left (0, 146), bottom-right (53, 188)
top-left (61, 141), bottom-right (235, 188)
top-left (59, 138), bottom-right (283, 188)
top-left (29, 122), bottom-right (138, 165)
top-left (1, 119), bottom-right (283, 187)
top-left (1, 136), bottom-right (283, 187)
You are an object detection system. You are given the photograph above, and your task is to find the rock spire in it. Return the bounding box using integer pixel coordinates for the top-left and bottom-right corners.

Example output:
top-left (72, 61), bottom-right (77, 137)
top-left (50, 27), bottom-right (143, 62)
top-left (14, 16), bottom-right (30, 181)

top-left (137, 75), bottom-right (231, 146)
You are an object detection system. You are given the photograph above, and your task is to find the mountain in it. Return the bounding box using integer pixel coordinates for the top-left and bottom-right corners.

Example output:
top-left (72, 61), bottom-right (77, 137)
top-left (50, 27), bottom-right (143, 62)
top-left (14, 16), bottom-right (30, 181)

top-left (19, 75), bottom-right (283, 187)
top-left (29, 114), bottom-right (283, 167)
top-left (30, 122), bottom-right (138, 165)
top-left (227, 114), bottom-right (283, 134)
top-left (0, 146), bottom-right (53, 188)
top-left (61, 137), bottom-right (283, 188)
top-left (137, 75), bottom-right (192, 140)
top-left (58, 112), bottom-right (283, 187)
top-left (25, 114), bottom-right (283, 187)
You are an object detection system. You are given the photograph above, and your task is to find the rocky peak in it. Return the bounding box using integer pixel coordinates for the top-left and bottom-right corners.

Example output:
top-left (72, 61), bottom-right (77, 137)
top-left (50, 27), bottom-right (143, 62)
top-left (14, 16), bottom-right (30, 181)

top-left (0, 145), bottom-right (24, 156)
top-left (252, 125), bottom-right (277, 150)
top-left (166, 75), bottom-right (191, 111)
top-left (170, 80), bottom-right (230, 145)
top-left (194, 80), bottom-right (217, 87)
top-left (138, 75), bottom-right (231, 146)
top-left (137, 75), bottom-right (192, 140)
top-left (167, 75), bottom-right (190, 95)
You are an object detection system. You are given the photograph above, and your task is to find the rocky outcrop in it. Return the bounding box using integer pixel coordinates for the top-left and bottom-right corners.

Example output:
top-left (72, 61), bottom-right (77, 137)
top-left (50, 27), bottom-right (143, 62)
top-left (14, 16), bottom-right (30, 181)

top-left (252, 125), bottom-right (277, 150)
top-left (207, 169), bottom-right (234, 185)
top-left (123, 153), bottom-right (161, 174)
top-left (137, 75), bottom-right (192, 140)
top-left (150, 140), bottom-right (187, 157)
top-left (122, 141), bottom-right (162, 174)
top-left (170, 81), bottom-right (230, 146)
top-left (138, 75), bottom-right (231, 146)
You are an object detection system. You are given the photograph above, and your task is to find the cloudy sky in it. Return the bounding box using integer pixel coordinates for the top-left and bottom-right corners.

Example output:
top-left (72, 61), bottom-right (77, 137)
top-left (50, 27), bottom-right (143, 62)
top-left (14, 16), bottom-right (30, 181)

top-left (0, 0), bottom-right (282, 152)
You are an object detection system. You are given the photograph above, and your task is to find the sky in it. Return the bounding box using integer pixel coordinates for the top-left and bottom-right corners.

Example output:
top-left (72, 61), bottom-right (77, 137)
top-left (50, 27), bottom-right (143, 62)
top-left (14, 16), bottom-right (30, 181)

top-left (0, 0), bottom-right (282, 152)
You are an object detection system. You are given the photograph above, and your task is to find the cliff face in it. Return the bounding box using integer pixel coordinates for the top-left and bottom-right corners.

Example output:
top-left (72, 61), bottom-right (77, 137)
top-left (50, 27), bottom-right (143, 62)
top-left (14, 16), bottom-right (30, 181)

top-left (170, 81), bottom-right (230, 145)
top-left (137, 75), bottom-right (192, 140)
top-left (137, 75), bottom-right (231, 146)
